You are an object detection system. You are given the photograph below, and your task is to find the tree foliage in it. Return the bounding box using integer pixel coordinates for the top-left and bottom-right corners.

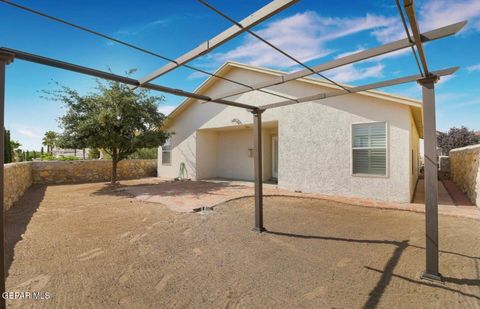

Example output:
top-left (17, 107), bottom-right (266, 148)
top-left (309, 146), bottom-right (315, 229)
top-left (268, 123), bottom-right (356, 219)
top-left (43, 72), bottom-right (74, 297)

top-left (42, 131), bottom-right (58, 154)
top-left (4, 128), bottom-right (11, 163)
top-left (437, 126), bottom-right (480, 154)
top-left (45, 73), bottom-right (169, 183)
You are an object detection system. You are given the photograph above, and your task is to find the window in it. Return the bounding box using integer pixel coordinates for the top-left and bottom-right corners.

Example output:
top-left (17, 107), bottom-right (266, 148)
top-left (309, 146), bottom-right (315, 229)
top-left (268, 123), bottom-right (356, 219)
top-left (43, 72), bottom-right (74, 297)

top-left (352, 122), bottom-right (387, 176)
top-left (162, 138), bottom-right (171, 165)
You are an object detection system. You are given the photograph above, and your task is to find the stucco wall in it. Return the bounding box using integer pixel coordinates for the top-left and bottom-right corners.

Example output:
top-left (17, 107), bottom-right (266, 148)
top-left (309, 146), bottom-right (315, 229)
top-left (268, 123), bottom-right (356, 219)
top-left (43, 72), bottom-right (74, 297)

top-left (216, 129), bottom-right (254, 180)
top-left (196, 130), bottom-right (218, 179)
top-left (159, 65), bottom-right (418, 203)
top-left (4, 162), bottom-right (33, 211)
top-left (409, 112), bottom-right (420, 200)
top-left (450, 144), bottom-right (480, 206)
top-left (32, 159), bottom-right (157, 184)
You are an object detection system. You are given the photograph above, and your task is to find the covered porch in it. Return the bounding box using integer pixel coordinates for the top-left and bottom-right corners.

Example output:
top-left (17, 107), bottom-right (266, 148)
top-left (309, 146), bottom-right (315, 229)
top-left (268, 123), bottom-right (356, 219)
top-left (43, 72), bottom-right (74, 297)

top-left (196, 121), bottom-right (278, 182)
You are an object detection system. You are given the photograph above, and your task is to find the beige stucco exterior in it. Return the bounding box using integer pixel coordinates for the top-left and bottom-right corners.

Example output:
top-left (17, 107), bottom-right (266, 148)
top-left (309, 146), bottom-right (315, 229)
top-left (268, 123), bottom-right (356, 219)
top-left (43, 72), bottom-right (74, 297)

top-left (158, 62), bottom-right (422, 203)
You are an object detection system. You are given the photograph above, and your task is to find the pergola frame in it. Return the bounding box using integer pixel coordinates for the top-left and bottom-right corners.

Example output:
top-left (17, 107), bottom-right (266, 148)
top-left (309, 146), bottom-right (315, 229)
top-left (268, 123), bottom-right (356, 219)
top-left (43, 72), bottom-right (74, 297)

top-left (0, 0), bottom-right (467, 305)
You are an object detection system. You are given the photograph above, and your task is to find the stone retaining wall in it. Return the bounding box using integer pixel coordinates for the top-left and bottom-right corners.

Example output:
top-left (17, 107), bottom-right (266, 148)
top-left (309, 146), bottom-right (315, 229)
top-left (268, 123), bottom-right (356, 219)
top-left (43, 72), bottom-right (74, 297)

top-left (32, 159), bottom-right (157, 184)
top-left (4, 162), bottom-right (33, 211)
top-left (450, 144), bottom-right (480, 207)
top-left (3, 159), bottom-right (157, 210)
top-left (438, 156), bottom-right (450, 180)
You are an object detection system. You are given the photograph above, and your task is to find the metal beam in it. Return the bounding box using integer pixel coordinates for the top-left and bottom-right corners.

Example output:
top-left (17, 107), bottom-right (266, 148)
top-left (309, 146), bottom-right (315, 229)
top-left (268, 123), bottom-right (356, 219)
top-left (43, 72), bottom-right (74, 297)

top-left (0, 50), bottom-right (14, 309)
top-left (404, 0), bottom-right (430, 75)
top-left (252, 109), bottom-right (265, 233)
top-left (136, 0), bottom-right (299, 87)
top-left (394, 0), bottom-right (423, 76)
top-left (211, 21), bottom-right (466, 101)
top-left (0, 47), bottom-right (256, 110)
top-left (0, 0), bottom-right (295, 103)
top-left (260, 67), bottom-right (458, 110)
top-left (418, 75), bottom-right (441, 282)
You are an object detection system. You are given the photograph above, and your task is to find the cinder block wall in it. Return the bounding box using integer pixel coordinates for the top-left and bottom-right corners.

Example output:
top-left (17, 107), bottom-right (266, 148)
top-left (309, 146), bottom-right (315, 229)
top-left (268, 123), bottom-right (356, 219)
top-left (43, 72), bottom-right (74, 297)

top-left (450, 144), bottom-right (480, 207)
top-left (4, 162), bottom-right (33, 211)
top-left (3, 159), bottom-right (157, 211)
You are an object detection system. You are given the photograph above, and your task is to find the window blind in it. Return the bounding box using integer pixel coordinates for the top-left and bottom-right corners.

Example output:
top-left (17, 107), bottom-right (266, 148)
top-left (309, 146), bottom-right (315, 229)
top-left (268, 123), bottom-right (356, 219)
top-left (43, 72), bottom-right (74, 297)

top-left (352, 122), bottom-right (387, 175)
top-left (162, 139), bottom-right (171, 165)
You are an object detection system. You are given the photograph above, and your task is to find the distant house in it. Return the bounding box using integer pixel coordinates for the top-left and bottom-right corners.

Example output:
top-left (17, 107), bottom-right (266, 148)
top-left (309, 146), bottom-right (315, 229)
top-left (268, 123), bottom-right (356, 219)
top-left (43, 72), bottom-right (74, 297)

top-left (52, 147), bottom-right (88, 159)
top-left (158, 62), bottom-right (422, 203)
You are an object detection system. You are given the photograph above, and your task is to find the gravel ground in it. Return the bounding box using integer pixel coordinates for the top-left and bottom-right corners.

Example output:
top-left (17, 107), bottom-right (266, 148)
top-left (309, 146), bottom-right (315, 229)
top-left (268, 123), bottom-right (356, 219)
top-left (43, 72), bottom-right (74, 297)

top-left (5, 181), bottom-right (480, 308)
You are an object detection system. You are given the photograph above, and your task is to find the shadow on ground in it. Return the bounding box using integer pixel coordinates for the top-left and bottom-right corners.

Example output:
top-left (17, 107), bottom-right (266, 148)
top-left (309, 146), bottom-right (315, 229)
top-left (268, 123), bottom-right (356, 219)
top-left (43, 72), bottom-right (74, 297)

top-left (5, 185), bottom-right (46, 276)
top-left (266, 230), bottom-right (480, 308)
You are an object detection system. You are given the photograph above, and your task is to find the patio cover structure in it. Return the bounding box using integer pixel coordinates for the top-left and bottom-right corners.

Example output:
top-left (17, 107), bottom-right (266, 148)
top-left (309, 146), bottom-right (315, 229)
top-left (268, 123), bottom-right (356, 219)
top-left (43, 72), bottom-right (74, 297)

top-left (0, 0), bottom-right (468, 305)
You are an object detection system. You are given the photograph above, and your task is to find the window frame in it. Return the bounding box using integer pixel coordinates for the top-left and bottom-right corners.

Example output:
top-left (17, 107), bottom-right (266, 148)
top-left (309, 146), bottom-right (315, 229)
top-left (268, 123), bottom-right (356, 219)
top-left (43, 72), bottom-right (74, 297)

top-left (161, 138), bottom-right (172, 166)
top-left (351, 121), bottom-right (389, 178)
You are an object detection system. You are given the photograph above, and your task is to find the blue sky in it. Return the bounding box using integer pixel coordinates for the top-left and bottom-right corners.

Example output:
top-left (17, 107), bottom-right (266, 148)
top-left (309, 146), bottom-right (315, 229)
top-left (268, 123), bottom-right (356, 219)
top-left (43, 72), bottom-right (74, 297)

top-left (1, 0), bottom-right (479, 150)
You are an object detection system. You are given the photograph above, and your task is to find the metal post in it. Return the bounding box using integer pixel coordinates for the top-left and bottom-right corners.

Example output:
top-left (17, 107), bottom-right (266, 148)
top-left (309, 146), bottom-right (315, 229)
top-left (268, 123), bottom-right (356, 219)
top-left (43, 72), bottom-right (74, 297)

top-left (418, 75), bottom-right (442, 282)
top-left (0, 51), bottom-right (14, 309)
top-left (252, 109), bottom-right (265, 232)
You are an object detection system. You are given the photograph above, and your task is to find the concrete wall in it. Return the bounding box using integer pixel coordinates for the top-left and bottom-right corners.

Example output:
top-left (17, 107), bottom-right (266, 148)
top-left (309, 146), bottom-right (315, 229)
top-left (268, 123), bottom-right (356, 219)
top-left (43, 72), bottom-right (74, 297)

top-left (159, 64), bottom-right (420, 203)
top-left (4, 162), bottom-right (33, 211)
top-left (450, 144), bottom-right (480, 206)
top-left (32, 159), bottom-right (157, 184)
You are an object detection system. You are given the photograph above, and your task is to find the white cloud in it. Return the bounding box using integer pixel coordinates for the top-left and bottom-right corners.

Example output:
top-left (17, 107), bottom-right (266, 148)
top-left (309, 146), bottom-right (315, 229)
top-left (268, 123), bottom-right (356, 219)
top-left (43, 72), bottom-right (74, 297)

top-left (210, 11), bottom-right (396, 69)
top-left (18, 129), bottom-right (42, 138)
top-left (437, 74), bottom-right (455, 86)
top-left (467, 64), bottom-right (480, 72)
top-left (201, 0), bottom-right (480, 84)
top-left (114, 19), bottom-right (171, 37)
top-left (324, 63), bottom-right (384, 83)
top-left (419, 0), bottom-right (480, 32)
top-left (187, 71), bottom-right (209, 80)
top-left (372, 0), bottom-right (480, 44)
top-left (335, 47), bottom-right (366, 59)
top-left (158, 105), bottom-right (176, 115)
top-left (436, 92), bottom-right (469, 104)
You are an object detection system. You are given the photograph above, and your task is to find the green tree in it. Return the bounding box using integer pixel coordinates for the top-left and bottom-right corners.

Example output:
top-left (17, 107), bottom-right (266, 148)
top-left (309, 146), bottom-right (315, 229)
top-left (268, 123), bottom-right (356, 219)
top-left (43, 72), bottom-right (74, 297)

top-left (42, 131), bottom-right (58, 154)
top-left (128, 148), bottom-right (158, 159)
top-left (10, 140), bottom-right (21, 162)
top-left (4, 128), bottom-right (11, 163)
top-left (45, 73), bottom-right (169, 183)
top-left (437, 126), bottom-right (480, 154)
top-left (88, 148), bottom-right (101, 159)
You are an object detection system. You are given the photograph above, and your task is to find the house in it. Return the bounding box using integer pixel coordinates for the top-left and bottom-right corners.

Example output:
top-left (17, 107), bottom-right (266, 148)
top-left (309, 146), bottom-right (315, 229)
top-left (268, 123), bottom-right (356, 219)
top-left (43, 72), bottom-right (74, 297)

top-left (52, 147), bottom-right (89, 159)
top-left (158, 62), bottom-right (422, 203)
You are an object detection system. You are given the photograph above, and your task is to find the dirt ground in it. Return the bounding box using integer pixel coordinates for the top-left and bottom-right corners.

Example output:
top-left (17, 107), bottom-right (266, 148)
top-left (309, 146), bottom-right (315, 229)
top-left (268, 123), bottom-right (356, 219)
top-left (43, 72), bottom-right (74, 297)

top-left (5, 180), bottom-right (480, 308)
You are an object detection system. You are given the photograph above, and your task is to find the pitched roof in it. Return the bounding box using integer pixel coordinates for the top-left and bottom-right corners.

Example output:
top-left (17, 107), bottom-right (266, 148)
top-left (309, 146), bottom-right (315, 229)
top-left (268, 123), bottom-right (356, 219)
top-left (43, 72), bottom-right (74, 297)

top-left (166, 61), bottom-right (424, 136)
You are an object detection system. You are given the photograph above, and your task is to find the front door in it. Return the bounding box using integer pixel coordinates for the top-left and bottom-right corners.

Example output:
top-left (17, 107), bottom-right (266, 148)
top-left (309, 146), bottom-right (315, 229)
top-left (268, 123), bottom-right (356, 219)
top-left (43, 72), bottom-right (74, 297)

top-left (272, 136), bottom-right (278, 179)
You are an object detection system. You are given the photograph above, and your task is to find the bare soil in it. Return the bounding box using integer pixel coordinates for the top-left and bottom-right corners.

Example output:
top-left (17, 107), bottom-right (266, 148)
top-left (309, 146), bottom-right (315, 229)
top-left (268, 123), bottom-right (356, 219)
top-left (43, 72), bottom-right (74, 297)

top-left (5, 180), bottom-right (480, 308)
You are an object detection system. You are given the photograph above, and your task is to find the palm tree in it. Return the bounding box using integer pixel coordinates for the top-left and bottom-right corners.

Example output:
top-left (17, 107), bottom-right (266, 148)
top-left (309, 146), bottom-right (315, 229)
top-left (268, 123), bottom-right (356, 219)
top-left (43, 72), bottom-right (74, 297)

top-left (42, 131), bottom-right (58, 154)
top-left (10, 140), bottom-right (21, 162)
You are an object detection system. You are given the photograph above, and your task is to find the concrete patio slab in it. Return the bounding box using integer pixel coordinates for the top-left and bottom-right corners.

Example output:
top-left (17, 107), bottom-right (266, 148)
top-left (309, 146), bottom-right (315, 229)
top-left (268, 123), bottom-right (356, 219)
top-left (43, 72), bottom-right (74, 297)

top-left (121, 178), bottom-right (480, 221)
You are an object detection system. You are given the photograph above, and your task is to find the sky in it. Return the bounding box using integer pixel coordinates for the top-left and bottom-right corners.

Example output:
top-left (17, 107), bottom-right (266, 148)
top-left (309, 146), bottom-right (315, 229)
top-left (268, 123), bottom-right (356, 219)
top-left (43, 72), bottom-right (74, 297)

top-left (0, 0), bottom-right (479, 150)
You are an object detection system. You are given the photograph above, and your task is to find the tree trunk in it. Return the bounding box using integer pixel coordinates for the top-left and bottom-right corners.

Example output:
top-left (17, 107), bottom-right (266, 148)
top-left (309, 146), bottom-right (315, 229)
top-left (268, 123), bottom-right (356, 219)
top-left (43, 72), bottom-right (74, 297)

top-left (111, 148), bottom-right (118, 184)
